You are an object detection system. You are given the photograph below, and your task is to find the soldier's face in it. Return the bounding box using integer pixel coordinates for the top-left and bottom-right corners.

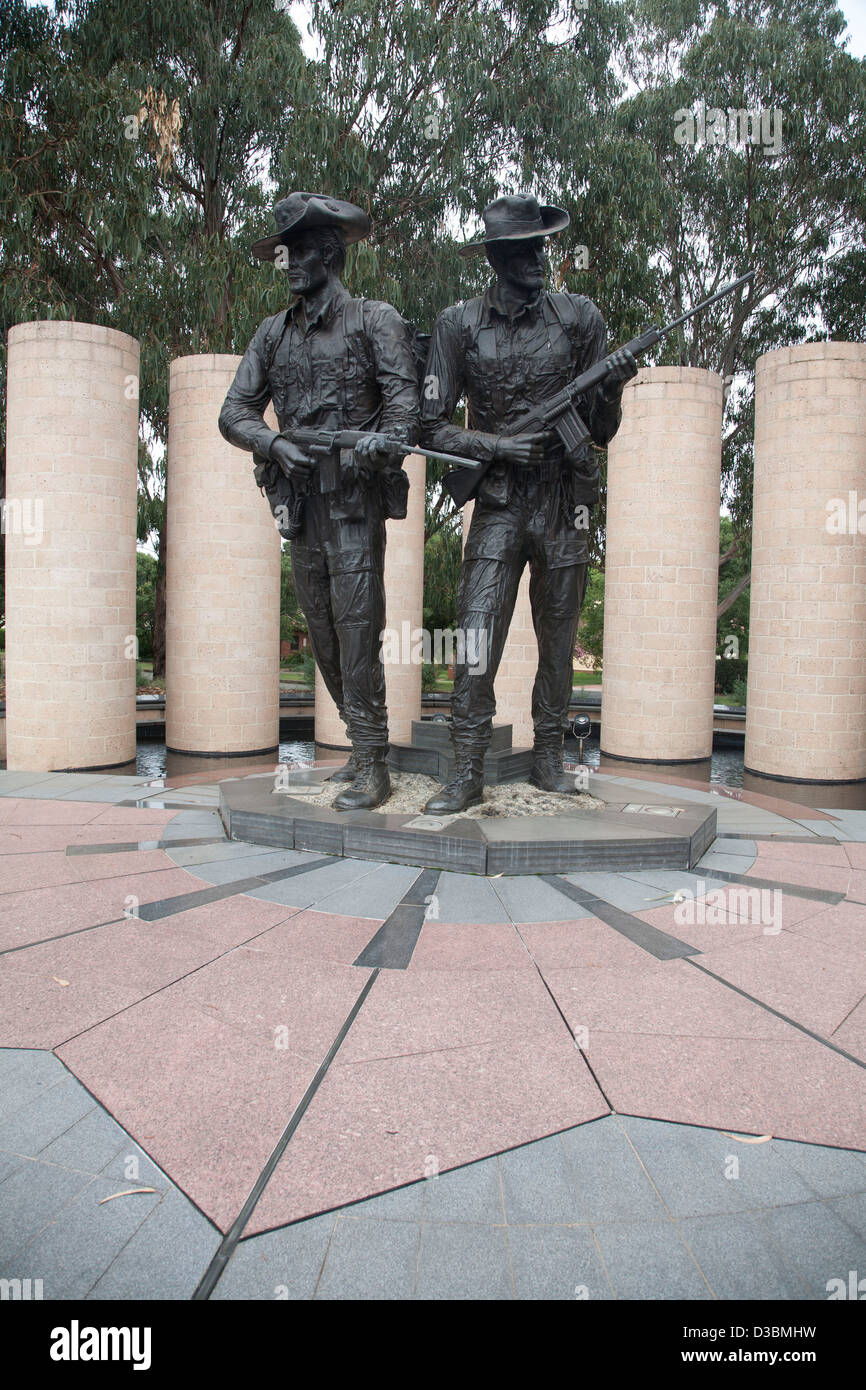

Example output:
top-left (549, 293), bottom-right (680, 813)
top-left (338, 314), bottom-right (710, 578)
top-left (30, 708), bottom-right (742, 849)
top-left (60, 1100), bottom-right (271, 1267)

top-left (282, 232), bottom-right (329, 295)
top-left (489, 237), bottom-right (547, 291)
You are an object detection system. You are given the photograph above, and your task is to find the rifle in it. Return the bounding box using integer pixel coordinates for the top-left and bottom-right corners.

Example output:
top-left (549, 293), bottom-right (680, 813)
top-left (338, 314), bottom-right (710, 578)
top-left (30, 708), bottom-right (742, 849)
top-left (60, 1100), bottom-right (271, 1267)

top-left (444, 271), bottom-right (754, 509)
top-left (278, 427), bottom-right (485, 494)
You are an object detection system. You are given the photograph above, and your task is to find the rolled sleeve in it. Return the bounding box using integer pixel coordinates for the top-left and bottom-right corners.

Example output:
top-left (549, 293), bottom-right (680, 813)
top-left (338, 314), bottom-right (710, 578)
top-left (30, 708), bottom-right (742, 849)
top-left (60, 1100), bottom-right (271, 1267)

top-left (365, 303), bottom-right (421, 445)
top-left (218, 317), bottom-right (282, 459)
top-left (421, 309), bottom-right (499, 464)
top-left (577, 299), bottom-right (623, 448)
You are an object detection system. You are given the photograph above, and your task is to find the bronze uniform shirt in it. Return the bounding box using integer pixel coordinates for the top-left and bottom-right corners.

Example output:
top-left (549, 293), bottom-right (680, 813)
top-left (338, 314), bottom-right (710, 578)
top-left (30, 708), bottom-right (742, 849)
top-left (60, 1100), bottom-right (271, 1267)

top-left (421, 282), bottom-right (622, 488)
top-left (219, 285), bottom-right (420, 460)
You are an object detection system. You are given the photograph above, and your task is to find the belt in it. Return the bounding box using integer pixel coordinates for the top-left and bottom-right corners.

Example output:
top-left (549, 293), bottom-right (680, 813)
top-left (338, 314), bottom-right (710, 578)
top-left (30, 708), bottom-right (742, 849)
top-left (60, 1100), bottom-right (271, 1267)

top-left (513, 460), bottom-right (561, 486)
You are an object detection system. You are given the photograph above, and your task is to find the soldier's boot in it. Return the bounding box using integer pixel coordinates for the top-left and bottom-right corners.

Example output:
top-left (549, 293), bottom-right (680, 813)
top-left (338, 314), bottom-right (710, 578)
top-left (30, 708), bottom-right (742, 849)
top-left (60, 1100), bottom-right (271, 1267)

top-left (423, 747), bottom-right (485, 816)
top-left (332, 748), bottom-right (391, 811)
top-left (529, 737), bottom-right (579, 794)
top-left (328, 748), bottom-right (359, 783)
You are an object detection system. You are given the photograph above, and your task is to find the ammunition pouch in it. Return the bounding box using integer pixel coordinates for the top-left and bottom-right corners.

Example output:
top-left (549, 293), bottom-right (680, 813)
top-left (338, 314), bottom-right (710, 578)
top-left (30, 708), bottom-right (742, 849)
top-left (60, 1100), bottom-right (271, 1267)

top-left (380, 462), bottom-right (410, 520)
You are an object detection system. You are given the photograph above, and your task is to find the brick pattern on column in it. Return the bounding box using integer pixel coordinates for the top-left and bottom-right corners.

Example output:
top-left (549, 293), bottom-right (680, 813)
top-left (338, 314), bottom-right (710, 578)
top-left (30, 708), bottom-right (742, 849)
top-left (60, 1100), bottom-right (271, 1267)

top-left (601, 367), bottom-right (724, 763)
top-left (745, 343), bottom-right (866, 782)
top-left (5, 321), bottom-right (140, 771)
top-left (165, 356), bottom-right (280, 756)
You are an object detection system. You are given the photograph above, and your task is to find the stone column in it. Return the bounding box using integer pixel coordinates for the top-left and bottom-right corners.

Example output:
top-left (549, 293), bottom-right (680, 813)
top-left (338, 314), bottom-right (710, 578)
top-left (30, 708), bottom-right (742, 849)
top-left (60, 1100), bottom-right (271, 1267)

top-left (314, 454), bottom-right (426, 750)
top-left (462, 501), bottom-right (537, 749)
top-left (5, 321), bottom-right (140, 772)
top-left (745, 343), bottom-right (866, 782)
top-left (165, 355), bottom-right (280, 757)
top-left (601, 367), bottom-right (724, 763)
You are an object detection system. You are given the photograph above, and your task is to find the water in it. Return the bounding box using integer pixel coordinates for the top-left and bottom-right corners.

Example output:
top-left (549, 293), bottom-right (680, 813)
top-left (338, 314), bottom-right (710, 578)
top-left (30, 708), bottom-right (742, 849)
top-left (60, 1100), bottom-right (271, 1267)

top-left (134, 735), bottom-right (746, 786)
top-left (569, 735), bottom-right (745, 787)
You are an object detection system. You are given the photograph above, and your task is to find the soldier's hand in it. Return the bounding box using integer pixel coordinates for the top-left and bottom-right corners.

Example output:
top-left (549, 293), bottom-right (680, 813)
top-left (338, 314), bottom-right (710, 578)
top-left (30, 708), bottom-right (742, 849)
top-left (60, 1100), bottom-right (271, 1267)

top-left (494, 433), bottom-right (547, 467)
top-left (601, 347), bottom-right (639, 400)
top-left (353, 432), bottom-right (394, 459)
top-left (271, 437), bottom-right (313, 482)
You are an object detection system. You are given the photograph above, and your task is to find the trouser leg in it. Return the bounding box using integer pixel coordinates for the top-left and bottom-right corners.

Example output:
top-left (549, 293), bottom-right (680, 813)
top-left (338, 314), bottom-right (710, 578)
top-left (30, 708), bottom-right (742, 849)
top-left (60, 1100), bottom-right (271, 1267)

top-left (450, 555), bottom-right (524, 755)
top-left (528, 561), bottom-right (588, 747)
top-left (329, 562), bottom-right (389, 750)
top-left (290, 546), bottom-right (346, 726)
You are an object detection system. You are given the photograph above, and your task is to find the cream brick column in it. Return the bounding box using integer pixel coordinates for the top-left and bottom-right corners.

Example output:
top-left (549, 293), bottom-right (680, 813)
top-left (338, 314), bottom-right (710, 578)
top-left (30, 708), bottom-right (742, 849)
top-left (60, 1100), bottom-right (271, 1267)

top-left (166, 356), bottom-right (280, 756)
top-left (462, 501), bottom-right (537, 749)
top-left (745, 343), bottom-right (866, 782)
top-left (5, 321), bottom-right (139, 771)
top-left (601, 367), bottom-right (724, 763)
top-left (314, 454), bottom-right (426, 750)
top-left (384, 453), bottom-right (425, 743)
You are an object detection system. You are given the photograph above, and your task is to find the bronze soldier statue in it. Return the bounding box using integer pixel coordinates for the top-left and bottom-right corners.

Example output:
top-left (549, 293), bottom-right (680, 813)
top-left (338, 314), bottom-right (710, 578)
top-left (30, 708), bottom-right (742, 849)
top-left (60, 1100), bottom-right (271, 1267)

top-left (219, 193), bottom-right (420, 810)
top-left (421, 193), bottom-right (638, 814)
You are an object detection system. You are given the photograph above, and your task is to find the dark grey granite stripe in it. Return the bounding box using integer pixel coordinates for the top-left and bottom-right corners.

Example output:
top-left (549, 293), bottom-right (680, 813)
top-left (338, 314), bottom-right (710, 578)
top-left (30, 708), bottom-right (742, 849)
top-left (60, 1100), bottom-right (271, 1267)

top-left (353, 869), bottom-right (441, 970)
top-left (686, 960), bottom-right (866, 1071)
top-left (688, 866), bottom-right (844, 903)
top-left (136, 856), bottom-right (335, 920)
top-left (65, 836), bottom-right (226, 857)
top-left (541, 875), bottom-right (700, 961)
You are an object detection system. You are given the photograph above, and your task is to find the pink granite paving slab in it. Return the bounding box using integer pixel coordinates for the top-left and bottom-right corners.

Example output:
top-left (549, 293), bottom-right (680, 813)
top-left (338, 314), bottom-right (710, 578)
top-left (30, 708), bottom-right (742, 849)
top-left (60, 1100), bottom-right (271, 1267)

top-left (0, 848), bottom-right (175, 895)
top-left (335, 966), bottom-right (565, 1064)
top-left (543, 959), bottom-right (791, 1042)
top-left (0, 800), bottom-right (22, 824)
top-left (4, 800), bottom-right (121, 825)
top-left (745, 858), bottom-right (851, 894)
top-left (755, 840), bottom-right (851, 868)
top-left (244, 910), bottom-right (382, 966)
top-left (408, 921), bottom-right (532, 973)
top-left (0, 824), bottom-right (182, 855)
top-left (696, 933), bottom-right (866, 1037)
top-left (518, 917), bottom-right (654, 972)
top-left (844, 843), bottom-right (866, 871)
top-left (156, 895), bottom-right (299, 950)
top-left (585, 1032), bottom-right (866, 1150)
top-left (57, 953), bottom-right (370, 1231)
top-left (786, 901), bottom-right (866, 959)
top-left (0, 913), bottom-right (269, 1048)
top-left (247, 1033), bottom-right (607, 1232)
top-left (833, 1000), bottom-right (866, 1062)
top-left (847, 871), bottom-right (866, 904)
top-left (634, 903), bottom-right (772, 955)
top-left (0, 866), bottom-right (214, 951)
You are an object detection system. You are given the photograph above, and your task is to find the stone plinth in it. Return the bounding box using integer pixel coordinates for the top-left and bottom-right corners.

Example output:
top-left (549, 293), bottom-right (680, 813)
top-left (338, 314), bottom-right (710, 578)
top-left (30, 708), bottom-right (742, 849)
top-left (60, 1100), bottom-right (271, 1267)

top-left (5, 321), bottom-right (140, 771)
top-left (601, 367), bottom-right (724, 763)
top-left (165, 355), bottom-right (280, 756)
top-left (745, 343), bottom-right (866, 782)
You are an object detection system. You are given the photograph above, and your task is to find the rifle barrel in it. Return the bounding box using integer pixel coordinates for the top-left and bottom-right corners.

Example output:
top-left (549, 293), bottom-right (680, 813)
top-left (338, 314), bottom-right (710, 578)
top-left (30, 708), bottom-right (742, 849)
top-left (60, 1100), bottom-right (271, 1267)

top-left (663, 271), bottom-right (754, 335)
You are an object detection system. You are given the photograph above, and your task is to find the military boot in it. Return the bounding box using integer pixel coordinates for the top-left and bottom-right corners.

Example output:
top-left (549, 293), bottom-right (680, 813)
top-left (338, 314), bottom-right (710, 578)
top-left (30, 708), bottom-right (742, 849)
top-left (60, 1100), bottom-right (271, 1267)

top-left (333, 749), bottom-right (391, 811)
top-left (423, 748), bottom-right (485, 815)
top-left (327, 748), bottom-right (358, 783)
top-left (529, 740), bottom-right (578, 794)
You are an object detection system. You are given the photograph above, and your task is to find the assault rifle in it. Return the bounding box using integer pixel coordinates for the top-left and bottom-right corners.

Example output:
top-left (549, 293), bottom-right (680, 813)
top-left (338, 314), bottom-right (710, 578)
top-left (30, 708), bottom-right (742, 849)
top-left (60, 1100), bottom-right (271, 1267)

top-left (444, 271), bottom-right (754, 508)
top-left (276, 427), bottom-right (484, 494)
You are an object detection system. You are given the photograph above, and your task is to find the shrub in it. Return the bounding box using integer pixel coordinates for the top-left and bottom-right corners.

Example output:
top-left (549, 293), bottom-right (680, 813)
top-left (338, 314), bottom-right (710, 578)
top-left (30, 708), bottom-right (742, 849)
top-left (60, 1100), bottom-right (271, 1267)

top-left (715, 656), bottom-right (748, 693)
top-left (421, 662), bottom-right (438, 692)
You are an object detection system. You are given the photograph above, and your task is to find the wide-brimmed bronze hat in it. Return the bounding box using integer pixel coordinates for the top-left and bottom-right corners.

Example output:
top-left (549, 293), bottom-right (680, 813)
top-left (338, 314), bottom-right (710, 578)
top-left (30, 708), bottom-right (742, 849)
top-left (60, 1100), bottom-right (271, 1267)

top-left (458, 193), bottom-right (570, 258)
top-left (251, 192), bottom-right (372, 262)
